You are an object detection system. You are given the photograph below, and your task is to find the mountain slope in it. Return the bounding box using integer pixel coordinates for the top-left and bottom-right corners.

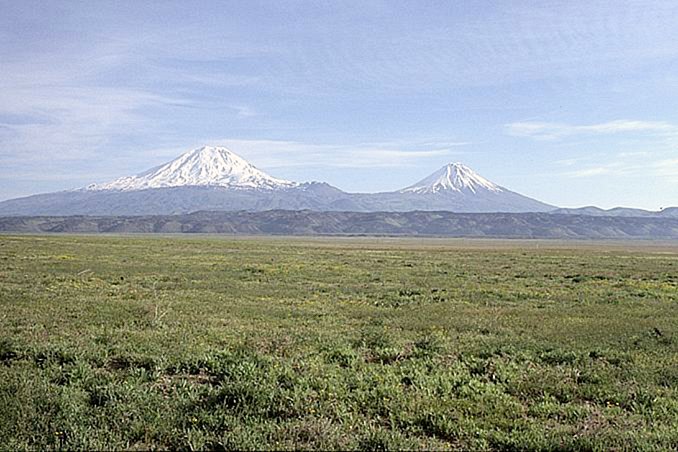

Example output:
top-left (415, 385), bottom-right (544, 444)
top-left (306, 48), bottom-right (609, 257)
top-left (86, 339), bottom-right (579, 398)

top-left (0, 184), bottom-right (364, 216)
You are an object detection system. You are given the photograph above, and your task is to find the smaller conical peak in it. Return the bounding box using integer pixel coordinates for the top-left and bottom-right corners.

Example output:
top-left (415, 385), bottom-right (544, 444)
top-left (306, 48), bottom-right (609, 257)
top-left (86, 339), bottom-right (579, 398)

top-left (89, 145), bottom-right (297, 191)
top-left (400, 162), bottom-right (502, 194)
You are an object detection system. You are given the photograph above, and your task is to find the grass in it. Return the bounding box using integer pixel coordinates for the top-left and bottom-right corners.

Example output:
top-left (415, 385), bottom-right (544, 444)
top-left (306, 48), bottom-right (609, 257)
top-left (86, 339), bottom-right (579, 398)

top-left (0, 234), bottom-right (677, 450)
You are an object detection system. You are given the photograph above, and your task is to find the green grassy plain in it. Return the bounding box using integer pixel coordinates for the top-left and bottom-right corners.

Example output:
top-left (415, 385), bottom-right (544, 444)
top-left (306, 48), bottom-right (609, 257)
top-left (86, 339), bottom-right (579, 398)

top-left (1, 235), bottom-right (677, 450)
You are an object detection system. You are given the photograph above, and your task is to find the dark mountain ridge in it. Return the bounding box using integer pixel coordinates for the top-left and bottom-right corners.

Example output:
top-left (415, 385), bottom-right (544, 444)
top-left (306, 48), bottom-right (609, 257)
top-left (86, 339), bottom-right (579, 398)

top-left (551, 206), bottom-right (678, 218)
top-left (2, 210), bottom-right (677, 239)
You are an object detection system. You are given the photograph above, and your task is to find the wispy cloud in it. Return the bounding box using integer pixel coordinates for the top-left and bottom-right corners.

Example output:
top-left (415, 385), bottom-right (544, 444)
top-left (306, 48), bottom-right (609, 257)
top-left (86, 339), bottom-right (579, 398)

top-left (563, 154), bottom-right (678, 181)
top-left (653, 158), bottom-right (678, 177)
top-left (0, 87), bottom-right (180, 163)
top-left (506, 120), bottom-right (678, 140)
top-left (195, 139), bottom-right (466, 170)
top-left (555, 157), bottom-right (590, 167)
top-left (565, 166), bottom-right (619, 178)
top-left (0, 22), bottom-right (269, 171)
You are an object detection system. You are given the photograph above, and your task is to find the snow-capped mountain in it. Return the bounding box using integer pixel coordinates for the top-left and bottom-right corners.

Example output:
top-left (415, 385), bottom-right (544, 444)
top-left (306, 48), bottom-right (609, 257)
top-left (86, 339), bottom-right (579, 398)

top-left (348, 162), bottom-right (553, 213)
top-left (401, 163), bottom-right (502, 194)
top-left (0, 147), bottom-right (556, 216)
top-left (88, 146), bottom-right (297, 191)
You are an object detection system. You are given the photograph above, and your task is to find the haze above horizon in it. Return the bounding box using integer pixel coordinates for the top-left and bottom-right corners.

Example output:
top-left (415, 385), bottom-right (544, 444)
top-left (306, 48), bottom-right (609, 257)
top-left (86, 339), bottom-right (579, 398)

top-left (1, 1), bottom-right (677, 209)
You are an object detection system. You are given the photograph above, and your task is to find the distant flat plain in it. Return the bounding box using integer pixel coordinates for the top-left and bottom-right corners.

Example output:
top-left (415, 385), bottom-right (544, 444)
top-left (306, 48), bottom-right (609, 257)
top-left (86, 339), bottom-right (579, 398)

top-left (1, 234), bottom-right (676, 449)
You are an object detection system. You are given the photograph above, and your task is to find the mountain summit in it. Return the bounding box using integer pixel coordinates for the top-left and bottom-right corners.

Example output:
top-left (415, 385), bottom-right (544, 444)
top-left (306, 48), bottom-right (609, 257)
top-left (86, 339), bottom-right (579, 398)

top-left (401, 163), bottom-right (502, 194)
top-left (88, 146), bottom-right (297, 191)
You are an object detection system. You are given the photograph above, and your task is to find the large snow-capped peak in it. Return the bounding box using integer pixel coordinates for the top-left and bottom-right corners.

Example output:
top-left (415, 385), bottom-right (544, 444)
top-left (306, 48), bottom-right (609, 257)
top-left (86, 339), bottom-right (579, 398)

top-left (88, 146), bottom-right (298, 191)
top-left (400, 162), bottom-right (503, 194)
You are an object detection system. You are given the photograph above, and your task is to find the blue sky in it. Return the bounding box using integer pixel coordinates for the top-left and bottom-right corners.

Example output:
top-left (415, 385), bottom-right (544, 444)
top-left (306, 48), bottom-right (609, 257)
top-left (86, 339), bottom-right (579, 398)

top-left (1, 0), bottom-right (677, 209)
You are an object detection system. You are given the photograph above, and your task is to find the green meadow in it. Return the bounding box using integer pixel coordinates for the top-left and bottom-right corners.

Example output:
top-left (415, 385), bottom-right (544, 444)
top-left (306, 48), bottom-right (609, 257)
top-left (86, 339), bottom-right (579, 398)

top-left (1, 235), bottom-right (676, 450)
